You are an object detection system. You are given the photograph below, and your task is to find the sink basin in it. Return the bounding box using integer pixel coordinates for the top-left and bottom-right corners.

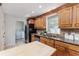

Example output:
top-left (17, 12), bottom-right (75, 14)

top-left (41, 33), bottom-right (64, 39)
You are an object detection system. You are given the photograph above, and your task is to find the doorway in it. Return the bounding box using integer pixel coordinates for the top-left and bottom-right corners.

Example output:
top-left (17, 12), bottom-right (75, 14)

top-left (15, 21), bottom-right (25, 46)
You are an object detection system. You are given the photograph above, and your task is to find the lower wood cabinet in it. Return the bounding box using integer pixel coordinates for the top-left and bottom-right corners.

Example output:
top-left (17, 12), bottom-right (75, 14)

top-left (40, 37), bottom-right (55, 47)
top-left (54, 40), bottom-right (79, 56)
top-left (54, 50), bottom-right (65, 56)
top-left (54, 41), bottom-right (66, 56)
top-left (31, 34), bottom-right (79, 56)
top-left (55, 44), bottom-right (65, 52)
top-left (46, 39), bottom-right (54, 47)
top-left (68, 49), bottom-right (79, 56)
top-left (31, 34), bottom-right (35, 42)
top-left (55, 40), bottom-right (67, 47)
top-left (40, 37), bottom-right (47, 44)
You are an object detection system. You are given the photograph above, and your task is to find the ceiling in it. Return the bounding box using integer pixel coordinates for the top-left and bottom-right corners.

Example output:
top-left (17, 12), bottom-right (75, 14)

top-left (2, 3), bottom-right (64, 18)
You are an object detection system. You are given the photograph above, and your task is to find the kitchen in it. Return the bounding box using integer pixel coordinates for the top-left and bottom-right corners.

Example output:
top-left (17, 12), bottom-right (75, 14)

top-left (27, 3), bottom-right (79, 56)
top-left (0, 3), bottom-right (79, 56)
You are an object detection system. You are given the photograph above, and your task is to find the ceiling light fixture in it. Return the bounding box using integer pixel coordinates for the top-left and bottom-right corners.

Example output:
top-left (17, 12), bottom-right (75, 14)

top-left (32, 11), bottom-right (35, 13)
top-left (39, 5), bottom-right (42, 8)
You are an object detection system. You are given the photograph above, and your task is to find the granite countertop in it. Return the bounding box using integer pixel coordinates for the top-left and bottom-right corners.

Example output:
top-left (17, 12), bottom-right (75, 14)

top-left (34, 34), bottom-right (79, 46)
top-left (0, 41), bottom-right (56, 56)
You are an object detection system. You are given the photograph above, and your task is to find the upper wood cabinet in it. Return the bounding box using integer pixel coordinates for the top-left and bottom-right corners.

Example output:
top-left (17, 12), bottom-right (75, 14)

top-left (73, 4), bottom-right (79, 28)
top-left (58, 4), bottom-right (79, 29)
top-left (34, 16), bottom-right (46, 29)
top-left (58, 6), bottom-right (73, 28)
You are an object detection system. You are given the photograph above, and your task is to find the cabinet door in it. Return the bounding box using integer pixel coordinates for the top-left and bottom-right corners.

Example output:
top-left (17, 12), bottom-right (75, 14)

top-left (55, 44), bottom-right (65, 51)
top-left (54, 50), bottom-right (65, 56)
top-left (40, 37), bottom-right (47, 44)
top-left (35, 18), bottom-right (40, 28)
top-left (46, 39), bottom-right (54, 47)
top-left (55, 41), bottom-right (67, 47)
top-left (68, 49), bottom-right (79, 56)
top-left (35, 17), bottom-right (45, 29)
top-left (35, 18), bottom-right (37, 28)
top-left (40, 17), bottom-right (46, 29)
top-left (31, 35), bottom-right (35, 42)
top-left (58, 7), bottom-right (73, 28)
top-left (73, 4), bottom-right (79, 27)
top-left (55, 41), bottom-right (68, 56)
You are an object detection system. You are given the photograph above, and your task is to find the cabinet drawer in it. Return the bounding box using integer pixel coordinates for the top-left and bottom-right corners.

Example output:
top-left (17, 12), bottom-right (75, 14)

top-left (54, 50), bottom-right (65, 56)
top-left (55, 44), bottom-right (65, 51)
top-left (47, 39), bottom-right (54, 44)
top-left (46, 39), bottom-right (54, 47)
top-left (46, 41), bottom-right (54, 47)
top-left (40, 37), bottom-right (47, 44)
top-left (55, 41), bottom-right (67, 47)
top-left (66, 44), bottom-right (79, 52)
top-left (68, 49), bottom-right (79, 56)
top-left (55, 41), bottom-right (79, 52)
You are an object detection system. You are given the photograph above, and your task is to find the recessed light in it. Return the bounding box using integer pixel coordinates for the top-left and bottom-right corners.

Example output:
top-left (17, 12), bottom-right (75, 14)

top-left (32, 11), bottom-right (35, 13)
top-left (25, 14), bottom-right (30, 17)
top-left (39, 5), bottom-right (42, 8)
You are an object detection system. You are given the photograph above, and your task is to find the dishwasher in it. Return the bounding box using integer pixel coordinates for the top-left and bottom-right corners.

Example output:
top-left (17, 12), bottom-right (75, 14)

top-left (35, 35), bottom-right (40, 41)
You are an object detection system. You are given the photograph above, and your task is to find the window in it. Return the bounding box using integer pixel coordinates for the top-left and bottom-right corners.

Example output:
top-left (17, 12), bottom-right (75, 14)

top-left (46, 14), bottom-right (60, 34)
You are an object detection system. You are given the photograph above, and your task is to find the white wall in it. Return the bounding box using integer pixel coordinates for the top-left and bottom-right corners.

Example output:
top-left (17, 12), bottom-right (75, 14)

top-left (0, 5), bottom-right (26, 50)
top-left (16, 21), bottom-right (24, 31)
top-left (5, 14), bottom-right (26, 48)
top-left (0, 6), bottom-right (5, 50)
top-left (5, 15), bottom-right (16, 48)
top-left (15, 21), bottom-right (25, 40)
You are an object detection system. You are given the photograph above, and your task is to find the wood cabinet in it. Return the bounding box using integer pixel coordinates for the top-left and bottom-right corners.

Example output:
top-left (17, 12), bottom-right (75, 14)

top-left (66, 43), bottom-right (79, 52)
top-left (54, 50), bottom-right (65, 56)
top-left (58, 4), bottom-right (79, 29)
top-left (46, 39), bottom-right (54, 47)
top-left (40, 37), bottom-right (55, 47)
top-left (54, 40), bottom-right (79, 56)
top-left (54, 41), bottom-right (67, 56)
top-left (40, 37), bottom-right (47, 44)
top-left (31, 34), bottom-right (79, 56)
top-left (31, 34), bottom-right (35, 42)
top-left (58, 6), bottom-right (73, 28)
top-left (68, 49), bottom-right (79, 56)
top-left (34, 18), bottom-right (39, 28)
top-left (35, 17), bottom-right (46, 29)
top-left (73, 4), bottom-right (79, 28)
top-left (55, 44), bottom-right (65, 52)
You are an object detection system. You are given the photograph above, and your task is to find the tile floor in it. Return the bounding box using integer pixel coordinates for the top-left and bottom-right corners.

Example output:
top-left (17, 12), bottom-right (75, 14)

top-left (16, 39), bottom-right (25, 46)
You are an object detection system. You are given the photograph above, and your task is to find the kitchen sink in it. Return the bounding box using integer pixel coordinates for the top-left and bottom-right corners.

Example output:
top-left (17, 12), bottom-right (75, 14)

top-left (41, 33), bottom-right (65, 39)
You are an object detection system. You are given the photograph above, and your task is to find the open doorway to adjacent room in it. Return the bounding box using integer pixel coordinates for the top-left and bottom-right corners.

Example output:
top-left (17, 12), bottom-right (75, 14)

top-left (15, 21), bottom-right (25, 46)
